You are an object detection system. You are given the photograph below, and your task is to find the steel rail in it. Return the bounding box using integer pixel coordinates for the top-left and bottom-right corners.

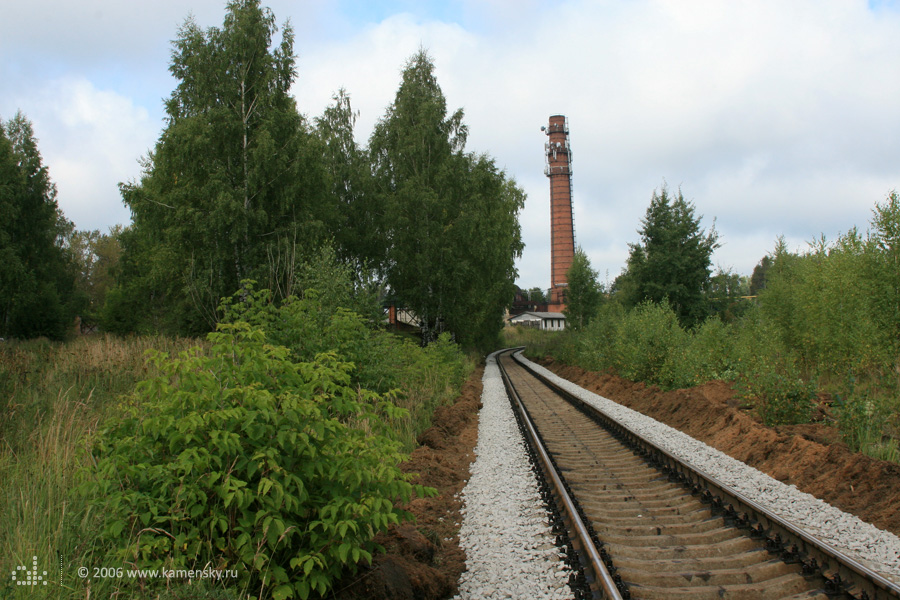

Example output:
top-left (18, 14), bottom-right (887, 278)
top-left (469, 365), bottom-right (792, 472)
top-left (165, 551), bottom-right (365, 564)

top-left (496, 349), bottom-right (624, 600)
top-left (511, 349), bottom-right (900, 600)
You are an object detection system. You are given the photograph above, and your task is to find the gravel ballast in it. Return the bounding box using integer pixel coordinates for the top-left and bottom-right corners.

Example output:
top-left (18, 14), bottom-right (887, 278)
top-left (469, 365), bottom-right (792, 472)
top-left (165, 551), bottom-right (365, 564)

top-left (453, 352), bottom-right (574, 600)
top-left (516, 351), bottom-right (900, 582)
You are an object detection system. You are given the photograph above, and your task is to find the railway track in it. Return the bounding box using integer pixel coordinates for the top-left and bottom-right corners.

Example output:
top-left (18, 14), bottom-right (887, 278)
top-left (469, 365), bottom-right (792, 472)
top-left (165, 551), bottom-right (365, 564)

top-left (497, 349), bottom-right (900, 600)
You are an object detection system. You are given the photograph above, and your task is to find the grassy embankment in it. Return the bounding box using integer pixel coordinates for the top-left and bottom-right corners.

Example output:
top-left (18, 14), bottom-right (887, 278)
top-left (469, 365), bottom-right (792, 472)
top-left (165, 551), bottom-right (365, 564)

top-left (0, 332), bottom-right (473, 599)
top-left (506, 194), bottom-right (900, 464)
top-left (504, 302), bottom-right (900, 465)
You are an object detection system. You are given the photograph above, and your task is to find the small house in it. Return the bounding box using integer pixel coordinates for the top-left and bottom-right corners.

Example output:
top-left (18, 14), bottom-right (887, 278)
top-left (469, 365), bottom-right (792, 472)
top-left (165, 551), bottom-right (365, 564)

top-left (508, 311), bottom-right (566, 331)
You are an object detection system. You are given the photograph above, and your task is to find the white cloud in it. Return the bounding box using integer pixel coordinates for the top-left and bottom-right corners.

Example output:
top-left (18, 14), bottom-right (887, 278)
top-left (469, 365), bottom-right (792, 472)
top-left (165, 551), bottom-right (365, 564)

top-left (19, 77), bottom-right (158, 232)
top-left (2, 0), bottom-right (899, 287)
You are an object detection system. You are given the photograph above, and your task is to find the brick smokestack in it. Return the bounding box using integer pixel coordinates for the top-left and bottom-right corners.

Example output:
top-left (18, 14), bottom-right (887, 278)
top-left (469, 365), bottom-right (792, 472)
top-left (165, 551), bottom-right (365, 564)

top-left (543, 115), bottom-right (575, 313)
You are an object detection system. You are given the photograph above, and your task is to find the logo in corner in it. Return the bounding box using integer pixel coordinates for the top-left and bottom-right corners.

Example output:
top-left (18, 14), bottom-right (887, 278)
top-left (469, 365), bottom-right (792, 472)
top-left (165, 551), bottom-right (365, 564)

top-left (11, 556), bottom-right (47, 586)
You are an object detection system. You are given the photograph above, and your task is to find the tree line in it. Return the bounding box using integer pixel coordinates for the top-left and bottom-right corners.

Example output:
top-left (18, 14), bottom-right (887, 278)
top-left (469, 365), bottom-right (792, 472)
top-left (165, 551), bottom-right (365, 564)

top-left (1, 0), bottom-right (524, 351)
top-left (547, 183), bottom-right (900, 462)
top-left (563, 184), bottom-right (729, 329)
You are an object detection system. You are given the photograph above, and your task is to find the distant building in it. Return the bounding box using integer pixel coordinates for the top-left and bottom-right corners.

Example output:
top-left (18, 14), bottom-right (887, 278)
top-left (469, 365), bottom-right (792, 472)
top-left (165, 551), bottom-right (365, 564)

top-left (508, 311), bottom-right (566, 331)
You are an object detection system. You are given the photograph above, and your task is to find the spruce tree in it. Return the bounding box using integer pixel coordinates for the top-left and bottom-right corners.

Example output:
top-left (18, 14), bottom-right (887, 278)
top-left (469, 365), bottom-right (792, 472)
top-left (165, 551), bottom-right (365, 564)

top-left (618, 185), bottom-right (719, 327)
top-left (0, 112), bottom-right (77, 339)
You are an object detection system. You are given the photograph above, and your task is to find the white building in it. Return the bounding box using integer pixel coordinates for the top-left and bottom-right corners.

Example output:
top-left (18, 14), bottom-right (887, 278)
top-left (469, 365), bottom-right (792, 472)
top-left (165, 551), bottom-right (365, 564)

top-left (508, 311), bottom-right (566, 331)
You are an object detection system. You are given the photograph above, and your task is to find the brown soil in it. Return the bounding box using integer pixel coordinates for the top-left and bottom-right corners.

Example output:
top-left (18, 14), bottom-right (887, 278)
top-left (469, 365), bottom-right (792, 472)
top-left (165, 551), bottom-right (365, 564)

top-left (331, 353), bottom-right (900, 599)
top-left (331, 366), bottom-right (483, 600)
top-left (534, 356), bottom-right (900, 537)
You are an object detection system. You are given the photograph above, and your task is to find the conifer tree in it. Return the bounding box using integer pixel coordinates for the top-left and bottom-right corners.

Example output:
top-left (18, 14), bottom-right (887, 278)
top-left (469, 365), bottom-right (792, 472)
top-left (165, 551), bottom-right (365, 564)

top-left (0, 112), bottom-right (78, 339)
top-left (617, 185), bottom-right (719, 327)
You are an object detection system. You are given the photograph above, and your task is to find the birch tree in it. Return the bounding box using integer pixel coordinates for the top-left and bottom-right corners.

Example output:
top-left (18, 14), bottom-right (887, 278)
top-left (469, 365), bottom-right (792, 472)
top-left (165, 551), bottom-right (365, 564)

top-left (370, 50), bottom-right (525, 349)
top-left (116, 0), bottom-right (325, 333)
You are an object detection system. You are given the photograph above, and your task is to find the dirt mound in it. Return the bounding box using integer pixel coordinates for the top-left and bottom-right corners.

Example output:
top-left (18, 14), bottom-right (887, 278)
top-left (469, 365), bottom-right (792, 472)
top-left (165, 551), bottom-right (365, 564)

top-left (331, 367), bottom-right (483, 600)
top-left (537, 356), bottom-right (900, 537)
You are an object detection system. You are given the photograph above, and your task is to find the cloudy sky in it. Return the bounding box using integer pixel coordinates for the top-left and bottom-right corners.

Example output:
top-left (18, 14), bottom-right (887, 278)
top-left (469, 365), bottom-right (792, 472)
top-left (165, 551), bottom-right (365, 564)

top-left (3, 0), bottom-right (899, 289)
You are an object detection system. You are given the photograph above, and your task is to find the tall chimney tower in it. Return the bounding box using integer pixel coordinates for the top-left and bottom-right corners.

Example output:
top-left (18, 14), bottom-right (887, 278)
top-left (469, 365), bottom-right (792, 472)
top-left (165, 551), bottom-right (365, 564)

top-left (543, 115), bottom-right (575, 313)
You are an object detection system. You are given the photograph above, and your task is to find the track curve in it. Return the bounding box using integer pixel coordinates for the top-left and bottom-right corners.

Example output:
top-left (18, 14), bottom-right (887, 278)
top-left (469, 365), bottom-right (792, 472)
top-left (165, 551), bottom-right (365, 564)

top-left (498, 350), bottom-right (897, 600)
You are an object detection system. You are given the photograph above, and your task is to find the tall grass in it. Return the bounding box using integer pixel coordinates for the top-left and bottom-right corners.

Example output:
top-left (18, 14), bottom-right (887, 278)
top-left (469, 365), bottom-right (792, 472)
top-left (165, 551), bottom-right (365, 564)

top-left (0, 334), bottom-right (197, 599)
top-left (0, 327), bottom-right (474, 598)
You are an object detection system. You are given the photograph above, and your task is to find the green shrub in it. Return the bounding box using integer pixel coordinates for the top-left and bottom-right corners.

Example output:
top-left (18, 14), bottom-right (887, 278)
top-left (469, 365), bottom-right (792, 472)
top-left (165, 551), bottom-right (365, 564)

top-left (576, 302), bottom-right (626, 372)
top-left (832, 379), bottom-right (900, 460)
top-left (219, 282), bottom-right (472, 450)
top-left (87, 321), bottom-right (430, 600)
top-left (660, 317), bottom-right (734, 389)
top-left (730, 308), bottom-right (814, 425)
top-left (751, 371), bottom-right (816, 426)
top-left (613, 301), bottom-right (686, 385)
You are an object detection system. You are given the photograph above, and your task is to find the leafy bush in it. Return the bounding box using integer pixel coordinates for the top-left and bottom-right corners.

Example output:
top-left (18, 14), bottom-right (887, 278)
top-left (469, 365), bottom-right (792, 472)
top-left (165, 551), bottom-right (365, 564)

top-left (832, 378), bottom-right (900, 460)
top-left (660, 317), bottom-right (735, 389)
top-left (613, 301), bottom-right (686, 384)
top-left (750, 371), bottom-right (816, 426)
top-left (576, 302), bottom-right (626, 372)
top-left (728, 307), bottom-right (814, 425)
top-left (88, 321), bottom-right (430, 599)
top-left (219, 281), bottom-right (472, 450)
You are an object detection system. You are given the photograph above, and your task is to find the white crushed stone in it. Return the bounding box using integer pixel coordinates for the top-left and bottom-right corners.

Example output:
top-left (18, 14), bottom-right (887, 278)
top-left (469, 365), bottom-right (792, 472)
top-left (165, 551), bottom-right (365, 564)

top-left (516, 351), bottom-right (900, 582)
top-left (453, 351), bottom-right (575, 600)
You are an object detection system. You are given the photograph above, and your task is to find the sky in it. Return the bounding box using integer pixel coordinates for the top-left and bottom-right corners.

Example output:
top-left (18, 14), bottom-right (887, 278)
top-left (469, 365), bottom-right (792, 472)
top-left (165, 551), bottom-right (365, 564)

top-left (2, 0), bottom-right (900, 290)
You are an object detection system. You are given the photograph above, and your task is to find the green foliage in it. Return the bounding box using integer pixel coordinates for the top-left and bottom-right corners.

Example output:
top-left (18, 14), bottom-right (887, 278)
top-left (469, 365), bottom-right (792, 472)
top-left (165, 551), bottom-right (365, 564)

top-left (67, 225), bottom-right (122, 328)
top-left (111, 25), bottom-right (522, 351)
top-left (0, 112), bottom-right (80, 340)
top-left (832, 384), bottom-right (899, 461)
top-left (659, 317), bottom-right (735, 389)
top-left (0, 334), bottom-right (200, 600)
top-left (2, 295), bottom-right (471, 599)
top-left (759, 232), bottom-right (892, 380)
top-left (730, 309), bottom-right (817, 426)
top-left (617, 184), bottom-right (719, 327)
top-left (524, 191), bottom-right (900, 460)
top-left (115, 0), bottom-right (330, 334)
top-left (572, 302), bottom-right (626, 372)
top-left (751, 371), bottom-right (816, 426)
top-left (564, 247), bottom-right (603, 330)
top-left (219, 280), bottom-right (471, 448)
top-left (315, 89), bottom-right (385, 278)
top-left (88, 322), bottom-right (429, 599)
top-left (612, 301), bottom-right (687, 384)
top-left (557, 301), bottom-right (686, 386)
top-left (370, 49), bottom-right (524, 350)
top-left (749, 254), bottom-right (773, 296)
top-left (706, 267), bottom-right (751, 323)
top-left (869, 190), bottom-right (900, 344)
top-left (525, 287), bottom-right (548, 304)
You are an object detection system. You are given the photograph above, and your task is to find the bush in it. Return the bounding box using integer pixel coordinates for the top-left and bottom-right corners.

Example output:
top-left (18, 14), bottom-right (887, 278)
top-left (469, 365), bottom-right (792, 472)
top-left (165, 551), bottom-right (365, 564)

top-left (660, 317), bottom-right (735, 389)
top-left (613, 301), bottom-right (686, 385)
top-left (729, 308), bottom-right (814, 425)
top-left (87, 322), bottom-right (430, 600)
top-left (576, 302), bottom-right (626, 372)
top-left (750, 371), bottom-right (816, 426)
top-left (218, 282), bottom-right (472, 450)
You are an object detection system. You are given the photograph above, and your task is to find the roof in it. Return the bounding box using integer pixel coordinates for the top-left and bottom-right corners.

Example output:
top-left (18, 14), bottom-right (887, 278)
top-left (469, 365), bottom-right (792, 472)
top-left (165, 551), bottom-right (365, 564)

top-left (509, 311), bottom-right (566, 320)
